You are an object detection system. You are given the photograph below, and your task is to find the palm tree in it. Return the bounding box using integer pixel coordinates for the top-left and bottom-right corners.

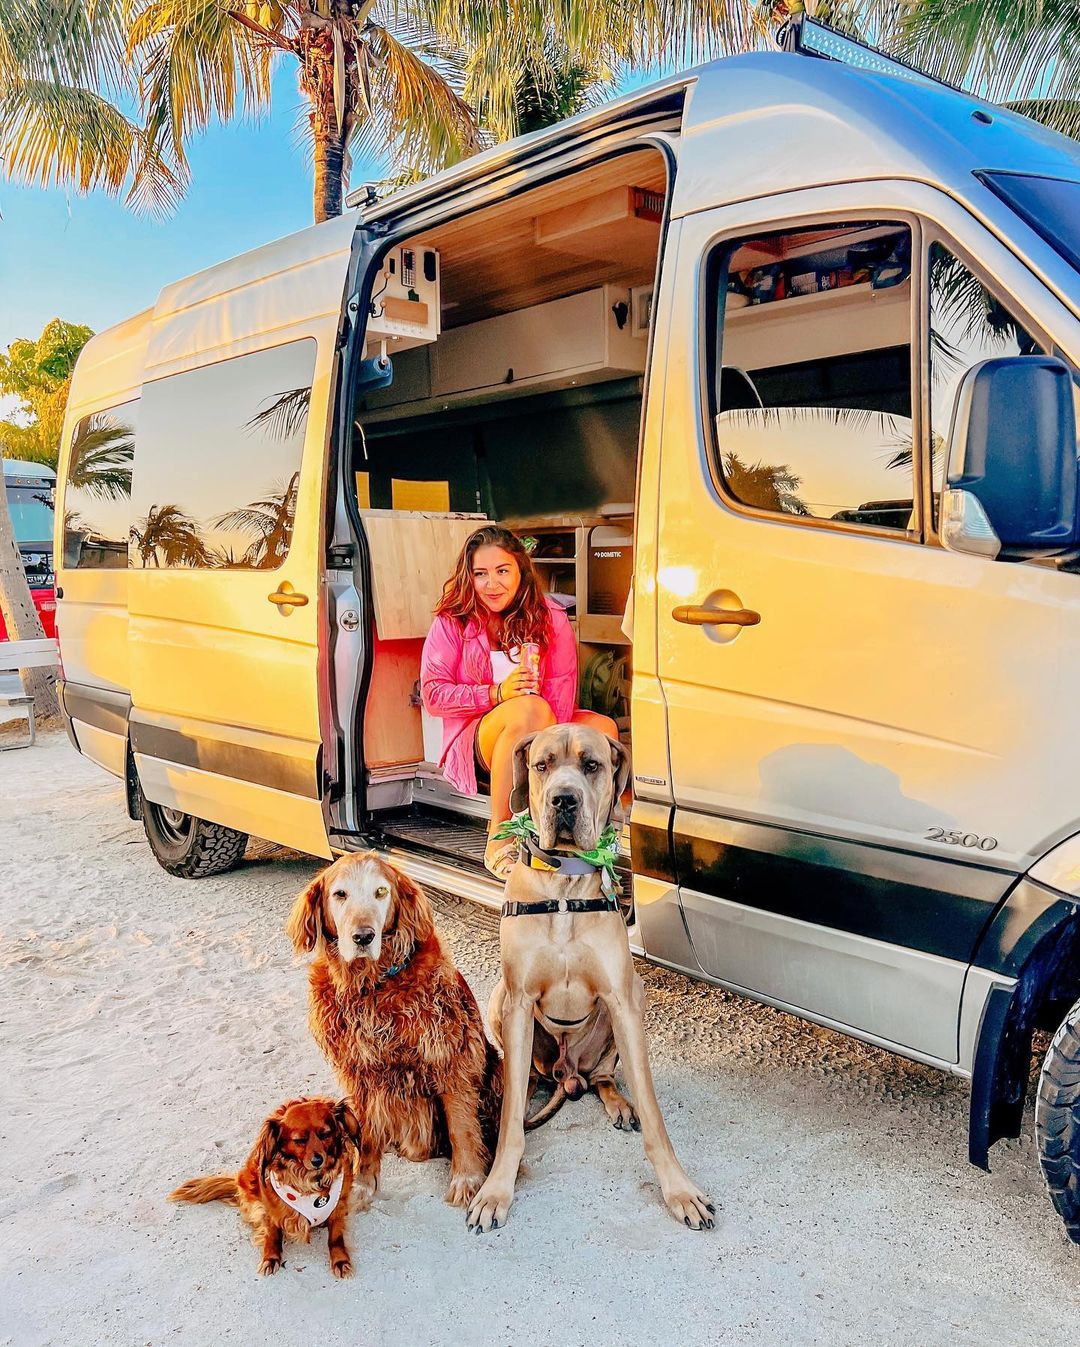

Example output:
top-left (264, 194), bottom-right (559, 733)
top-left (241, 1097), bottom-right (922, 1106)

top-left (213, 471), bottom-right (300, 567)
top-left (129, 0), bottom-right (483, 222)
top-left (67, 412), bottom-right (134, 500)
top-left (723, 450), bottom-right (811, 515)
top-left (0, 0), bottom-right (184, 211)
top-left (130, 503), bottom-right (213, 566)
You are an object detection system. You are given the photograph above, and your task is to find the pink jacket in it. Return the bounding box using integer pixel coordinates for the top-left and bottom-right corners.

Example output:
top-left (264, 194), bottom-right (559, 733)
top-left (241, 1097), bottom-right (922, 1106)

top-left (420, 596), bottom-right (578, 795)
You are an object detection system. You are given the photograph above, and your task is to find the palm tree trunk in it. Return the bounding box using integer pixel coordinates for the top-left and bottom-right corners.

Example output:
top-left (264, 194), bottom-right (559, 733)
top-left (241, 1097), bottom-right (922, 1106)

top-left (0, 473), bottom-right (60, 720)
top-left (313, 121), bottom-right (345, 222)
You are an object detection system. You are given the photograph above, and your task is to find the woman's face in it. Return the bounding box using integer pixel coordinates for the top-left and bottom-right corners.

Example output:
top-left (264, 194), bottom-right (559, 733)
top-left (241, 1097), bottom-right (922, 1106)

top-left (471, 545), bottom-right (521, 614)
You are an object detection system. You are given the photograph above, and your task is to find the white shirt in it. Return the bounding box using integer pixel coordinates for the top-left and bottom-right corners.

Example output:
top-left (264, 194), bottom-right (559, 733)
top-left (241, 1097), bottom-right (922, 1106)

top-left (490, 649), bottom-right (520, 685)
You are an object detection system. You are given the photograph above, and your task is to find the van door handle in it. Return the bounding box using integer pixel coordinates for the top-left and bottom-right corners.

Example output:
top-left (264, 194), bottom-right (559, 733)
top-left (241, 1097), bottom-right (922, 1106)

top-left (268, 582), bottom-right (309, 611)
top-left (672, 605), bottom-right (760, 627)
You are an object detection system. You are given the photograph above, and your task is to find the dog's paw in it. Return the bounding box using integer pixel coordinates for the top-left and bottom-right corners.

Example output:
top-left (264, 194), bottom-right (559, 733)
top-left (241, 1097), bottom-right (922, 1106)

top-left (662, 1182), bottom-right (716, 1232)
top-left (258, 1256), bottom-right (282, 1276)
top-left (352, 1177), bottom-right (377, 1212)
top-left (445, 1172), bottom-right (484, 1208)
top-left (465, 1179), bottom-right (513, 1233)
top-left (603, 1095), bottom-right (639, 1132)
top-left (330, 1253), bottom-right (353, 1279)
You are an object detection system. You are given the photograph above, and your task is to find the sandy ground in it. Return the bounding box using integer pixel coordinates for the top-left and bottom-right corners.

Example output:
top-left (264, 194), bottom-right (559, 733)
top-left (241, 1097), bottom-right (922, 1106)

top-left (2, 729), bottom-right (1079, 1347)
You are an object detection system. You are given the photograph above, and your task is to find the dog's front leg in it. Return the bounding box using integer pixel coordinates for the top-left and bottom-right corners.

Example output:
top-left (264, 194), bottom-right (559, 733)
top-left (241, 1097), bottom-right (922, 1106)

top-left (466, 991), bottom-right (534, 1232)
top-left (256, 1219), bottom-right (284, 1275)
top-left (352, 1137), bottom-right (382, 1212)
top-left (441, 1082), bottom-right (487, 1208)
top-left (601, 976), bottom-right (716, 1231)
top-left (326, 1203), bottom-right (352, 1278)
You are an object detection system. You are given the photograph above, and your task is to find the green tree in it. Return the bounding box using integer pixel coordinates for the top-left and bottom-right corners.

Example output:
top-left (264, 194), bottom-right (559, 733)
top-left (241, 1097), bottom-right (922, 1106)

top-left (0, 319), bottom-right (94, 468)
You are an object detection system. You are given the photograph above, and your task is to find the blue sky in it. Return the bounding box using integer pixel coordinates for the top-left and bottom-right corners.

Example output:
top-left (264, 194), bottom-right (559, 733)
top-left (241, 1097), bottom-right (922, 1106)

top-left (0, 60), bottom-right (671, 358)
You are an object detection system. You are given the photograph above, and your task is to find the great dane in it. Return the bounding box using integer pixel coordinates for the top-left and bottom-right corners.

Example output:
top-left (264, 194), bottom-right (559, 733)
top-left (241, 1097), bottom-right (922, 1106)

top-left (466, 723), bottom-right (715, 1232)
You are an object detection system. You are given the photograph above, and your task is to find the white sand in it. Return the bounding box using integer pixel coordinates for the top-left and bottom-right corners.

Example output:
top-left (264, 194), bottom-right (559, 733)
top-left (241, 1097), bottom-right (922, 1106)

top-left (1, 729), bottom-right (1078, 1347)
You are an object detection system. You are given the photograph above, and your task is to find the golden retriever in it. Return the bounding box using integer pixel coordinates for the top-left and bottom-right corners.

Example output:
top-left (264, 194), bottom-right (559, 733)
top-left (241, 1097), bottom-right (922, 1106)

top-left (287, 853), bottom-right (501, 1209)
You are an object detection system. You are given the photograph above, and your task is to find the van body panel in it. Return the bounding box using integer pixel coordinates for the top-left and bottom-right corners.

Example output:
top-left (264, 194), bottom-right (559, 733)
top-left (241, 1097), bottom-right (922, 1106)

top-left (55, 309), bottom-right (151, 714)
top-left (648, 178), bottom-right (1080, 1055)
top-left (120, 217), bottom-right (357, 857)
top-left (126, 326), bottom-right (341, 858)
top-left (146, 213), bottom-right (358, 377)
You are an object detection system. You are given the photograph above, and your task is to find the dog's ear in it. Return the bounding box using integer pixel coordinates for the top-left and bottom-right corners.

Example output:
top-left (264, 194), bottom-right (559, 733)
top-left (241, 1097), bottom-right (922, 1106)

top-left (608, 736), bottom-right (632, 820)
top-left (509, 730), bottom-right (540, 815)
top-left (334, 1098), bottom-right (362, 1152)
top-left (250, 1112), bottom-right (283, 1177)
top-left (387, 863), bottom-right (433, 948)
top-left (287, 872), bottom-right (325, 953)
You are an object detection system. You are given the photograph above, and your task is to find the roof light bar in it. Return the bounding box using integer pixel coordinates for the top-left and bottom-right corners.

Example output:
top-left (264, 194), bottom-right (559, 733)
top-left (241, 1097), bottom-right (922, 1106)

top-left (780, 13), bottom-right (958, 94)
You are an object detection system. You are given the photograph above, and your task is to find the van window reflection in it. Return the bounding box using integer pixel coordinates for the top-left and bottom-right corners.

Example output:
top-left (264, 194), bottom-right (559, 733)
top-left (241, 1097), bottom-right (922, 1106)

top-left (131, 340), bottom-right (315, 570)
top-left (63, 402), bottom-right (136, 570)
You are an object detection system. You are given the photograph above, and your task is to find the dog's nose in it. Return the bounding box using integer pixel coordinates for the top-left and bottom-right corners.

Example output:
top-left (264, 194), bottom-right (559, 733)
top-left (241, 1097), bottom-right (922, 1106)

top-left (310, 1153), bottom-right (324, 1168)
top-left (552, 792), bottom-right (579, 813)
top-left (354, 927), bottom-right (376, 948)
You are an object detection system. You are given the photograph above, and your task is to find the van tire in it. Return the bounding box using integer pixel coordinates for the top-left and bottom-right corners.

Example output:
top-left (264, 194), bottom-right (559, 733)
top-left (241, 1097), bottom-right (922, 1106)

top-left (142, 799), bottom-right (249, 879)
top-left (1036, 997), bottom-right (1080, 1244)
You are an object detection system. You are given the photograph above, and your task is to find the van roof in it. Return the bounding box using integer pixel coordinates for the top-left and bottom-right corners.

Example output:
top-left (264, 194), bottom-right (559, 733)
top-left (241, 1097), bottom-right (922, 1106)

top-left (72, 44), bottom-right (1080, 401)
top-left (359, 49), bottom-right (1080, 229)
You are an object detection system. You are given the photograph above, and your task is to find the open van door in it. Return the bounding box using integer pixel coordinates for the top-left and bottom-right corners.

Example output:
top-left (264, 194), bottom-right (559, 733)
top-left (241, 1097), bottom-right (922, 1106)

top-left (127, 214), bottom-right (361, 862)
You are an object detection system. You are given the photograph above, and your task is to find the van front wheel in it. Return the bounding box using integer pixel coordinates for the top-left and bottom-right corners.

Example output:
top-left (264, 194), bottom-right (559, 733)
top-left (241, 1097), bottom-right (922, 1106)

top-left (1036, 997), bottom-right (1080, 1244)
top-left (142, 799), bottom-right (249, 878)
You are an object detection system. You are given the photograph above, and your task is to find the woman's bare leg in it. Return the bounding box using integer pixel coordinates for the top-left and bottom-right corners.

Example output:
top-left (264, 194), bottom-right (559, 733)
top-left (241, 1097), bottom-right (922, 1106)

top-left (478, 697), bottom-right (556, 874)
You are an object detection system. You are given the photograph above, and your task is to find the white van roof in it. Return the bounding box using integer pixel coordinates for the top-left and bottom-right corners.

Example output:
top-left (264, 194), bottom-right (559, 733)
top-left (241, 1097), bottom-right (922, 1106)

top-left (71, 45), bottom-right (1080, 407)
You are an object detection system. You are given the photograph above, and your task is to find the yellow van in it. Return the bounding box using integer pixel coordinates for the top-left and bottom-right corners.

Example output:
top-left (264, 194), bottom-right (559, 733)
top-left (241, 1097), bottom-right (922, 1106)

top-left (55, 21), bottom-right (1080, 1235)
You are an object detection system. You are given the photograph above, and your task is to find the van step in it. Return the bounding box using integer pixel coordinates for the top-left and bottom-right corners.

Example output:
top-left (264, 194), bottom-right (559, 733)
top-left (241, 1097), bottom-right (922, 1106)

top-left (377, 810), bottom-right (489, 870)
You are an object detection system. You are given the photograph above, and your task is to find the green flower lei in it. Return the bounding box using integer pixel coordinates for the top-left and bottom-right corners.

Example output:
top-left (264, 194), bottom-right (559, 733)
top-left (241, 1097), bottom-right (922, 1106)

top-left (493, 813), bottom-right (620, 897)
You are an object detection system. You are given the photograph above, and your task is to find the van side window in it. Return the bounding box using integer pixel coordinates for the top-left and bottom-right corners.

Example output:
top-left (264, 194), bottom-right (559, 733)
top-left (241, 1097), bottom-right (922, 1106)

top-left (707, 222), bottom-right (915, 534)
top-left (131, 339), bottom-right (315, 570)
top-left (927, 243), bottom-right (1044, 528)
top-left (63, 400), bottom-right (138, 569)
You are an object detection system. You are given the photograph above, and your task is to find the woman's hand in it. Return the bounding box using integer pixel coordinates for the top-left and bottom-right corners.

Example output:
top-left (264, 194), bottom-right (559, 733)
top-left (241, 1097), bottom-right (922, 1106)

top-left (499, 669), bottom-right (539, 701)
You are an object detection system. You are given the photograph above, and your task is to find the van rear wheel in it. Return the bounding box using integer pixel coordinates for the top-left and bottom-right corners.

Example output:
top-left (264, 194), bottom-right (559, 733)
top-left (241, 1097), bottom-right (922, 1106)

top-left (1036, 997), bottom-right (1080, 1244)
top-left (142, 799), bottom-right (249, 878)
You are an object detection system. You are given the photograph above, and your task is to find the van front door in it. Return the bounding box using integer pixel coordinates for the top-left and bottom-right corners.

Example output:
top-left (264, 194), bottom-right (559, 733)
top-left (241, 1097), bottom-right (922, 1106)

top-left (128, 214), bottom-right (360, 859)
top-left (650, 187), bottom-right (1080, 1063)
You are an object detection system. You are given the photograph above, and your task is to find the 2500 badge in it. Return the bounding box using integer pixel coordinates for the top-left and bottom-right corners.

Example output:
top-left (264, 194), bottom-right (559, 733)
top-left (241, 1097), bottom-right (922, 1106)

top-left (925, 827), bottom-right (998, 852)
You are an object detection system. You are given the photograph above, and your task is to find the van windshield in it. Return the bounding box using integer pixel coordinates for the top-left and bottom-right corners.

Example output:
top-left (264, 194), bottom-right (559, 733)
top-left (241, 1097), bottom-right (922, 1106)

top-left (980, 172), bottom-right (1080, 274)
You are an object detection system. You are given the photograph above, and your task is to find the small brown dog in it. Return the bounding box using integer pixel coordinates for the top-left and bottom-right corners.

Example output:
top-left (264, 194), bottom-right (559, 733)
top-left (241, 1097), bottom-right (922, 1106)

top-left (170, 1096), bottom-right (361, 1277)
top-left (287, 853), bottom-right (501, 1210)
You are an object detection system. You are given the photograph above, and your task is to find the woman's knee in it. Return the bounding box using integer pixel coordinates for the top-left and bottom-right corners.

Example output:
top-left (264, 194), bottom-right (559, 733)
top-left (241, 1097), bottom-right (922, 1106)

top-left (572, 709), bottom-right (619, 740)
top-left (501, 696), bottom-right (556, 735)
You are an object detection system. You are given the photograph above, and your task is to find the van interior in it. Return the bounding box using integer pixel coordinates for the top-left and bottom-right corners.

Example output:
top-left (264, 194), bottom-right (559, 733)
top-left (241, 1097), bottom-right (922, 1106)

top-left (346, 145), bottom-right (913, 876)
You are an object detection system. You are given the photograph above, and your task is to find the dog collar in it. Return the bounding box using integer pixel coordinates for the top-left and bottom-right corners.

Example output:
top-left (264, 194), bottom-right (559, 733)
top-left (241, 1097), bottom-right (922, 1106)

top-left (502, 893), bottom-right (621, 917)
top-left (268, 1169), bottom-right (344, 1226)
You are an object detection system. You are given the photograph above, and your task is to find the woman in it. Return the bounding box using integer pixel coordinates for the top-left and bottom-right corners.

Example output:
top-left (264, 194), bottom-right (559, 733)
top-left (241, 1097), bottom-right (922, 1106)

top-left (421, 526), bottom-right (617, 878)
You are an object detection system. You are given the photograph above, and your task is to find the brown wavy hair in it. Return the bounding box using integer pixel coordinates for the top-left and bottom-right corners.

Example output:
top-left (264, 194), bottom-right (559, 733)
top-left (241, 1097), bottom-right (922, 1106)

top-left (435, 526), bottom-right (551, 651)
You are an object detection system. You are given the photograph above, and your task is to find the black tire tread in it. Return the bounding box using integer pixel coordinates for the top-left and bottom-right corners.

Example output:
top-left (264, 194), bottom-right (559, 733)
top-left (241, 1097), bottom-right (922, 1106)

top-left (143, 805), bottom-right (249, 879)
top-left (1036, 998), bottom-right (1080, 1243)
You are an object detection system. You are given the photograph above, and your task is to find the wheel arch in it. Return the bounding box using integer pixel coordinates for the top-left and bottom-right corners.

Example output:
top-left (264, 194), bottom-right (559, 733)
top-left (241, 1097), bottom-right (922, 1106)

top-left (968, 878), bottom-right (1080, 1169)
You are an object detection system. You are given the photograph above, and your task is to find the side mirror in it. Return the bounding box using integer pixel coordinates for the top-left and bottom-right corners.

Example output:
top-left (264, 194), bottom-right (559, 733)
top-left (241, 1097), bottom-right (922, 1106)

top-left (942, 355), bottom-right (1077, 558)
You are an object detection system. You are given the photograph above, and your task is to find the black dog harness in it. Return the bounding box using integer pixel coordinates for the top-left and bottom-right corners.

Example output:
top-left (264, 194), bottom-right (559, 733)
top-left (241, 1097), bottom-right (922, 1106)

top-left (501, 838), bottom-right (621, 918)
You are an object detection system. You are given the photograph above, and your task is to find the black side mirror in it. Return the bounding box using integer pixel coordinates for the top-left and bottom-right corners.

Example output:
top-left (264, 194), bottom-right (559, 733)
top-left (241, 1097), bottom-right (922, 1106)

top-left (942, 355), bottom-right (1078, 558)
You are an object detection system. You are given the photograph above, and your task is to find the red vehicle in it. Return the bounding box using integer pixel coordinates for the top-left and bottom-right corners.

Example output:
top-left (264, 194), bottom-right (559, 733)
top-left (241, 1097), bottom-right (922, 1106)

top-left (1, 459), bottom-right (57, 640)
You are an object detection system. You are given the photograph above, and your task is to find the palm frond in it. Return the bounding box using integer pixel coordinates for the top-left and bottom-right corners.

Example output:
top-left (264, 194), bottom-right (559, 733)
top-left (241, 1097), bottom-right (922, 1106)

top-left (246, 385), bottom-right (311, 440)
top-left (0, 76), bottom-right (184, 211)
top-left (355, 21), bottom-right (481, 178)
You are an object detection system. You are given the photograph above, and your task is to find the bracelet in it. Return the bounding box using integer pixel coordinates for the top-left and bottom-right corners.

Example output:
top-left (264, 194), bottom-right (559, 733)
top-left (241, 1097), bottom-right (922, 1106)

top-left (495, 682), bottom-right (503, 705)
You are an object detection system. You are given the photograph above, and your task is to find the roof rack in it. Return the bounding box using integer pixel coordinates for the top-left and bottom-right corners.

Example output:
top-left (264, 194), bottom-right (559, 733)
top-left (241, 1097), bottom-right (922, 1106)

top-left (779, 13), bottom-right (961, 94)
